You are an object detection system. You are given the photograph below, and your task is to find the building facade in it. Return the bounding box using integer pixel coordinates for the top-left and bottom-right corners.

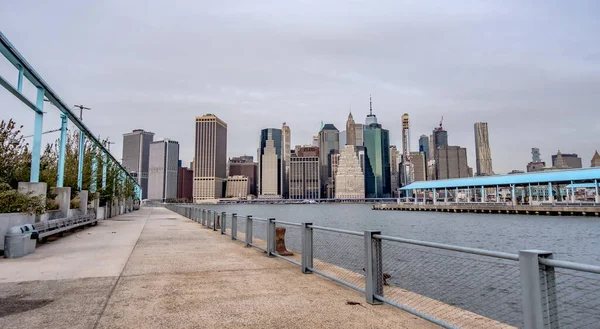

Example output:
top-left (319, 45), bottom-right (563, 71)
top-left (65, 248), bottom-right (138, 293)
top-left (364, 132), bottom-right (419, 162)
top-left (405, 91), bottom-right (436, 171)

top-left (289, 154), bottom-right (320, 200)
top-left (318, 124), bottom-right (339, 197)
top-left (527, 161), bottom-right (546, 172)
top-left (335, 145), bottom-right (365, 199)
top-left (363, 120), bottom-right (391, 198)
top-left (148, 139), bottom-right (179, 201)
top-left (177, 167), bottom-right (193, 201)
top-left (193, 114), bottom-right (227, 201)
top-left (354, 123), bottom-right (364, 147)
top-left (389, 145), bottom-right (400, 195)
top-left (474, 122), bottom-right (493, 176)
top-left (592, 151), bottom-right (600, 167)
top-left (345, 112), bottom-right (356, 146)
top-left (258, 128), bottom-right (283, 199)
top-left (551, 151), bottom-right (582, 169)
top-left (281, 123), bottom-right (291, 199)
top-left (228, 156), bottom-right (257, 196)
top-left (435, 146), bottom-right (469, 180)
top-left (432, 127), bottom-right (448, 151)
top-left (411, 152), bottom-right (427, 182)
top-left (401, 113), bottom-right (410, 158)
top-left (419, 135), bottom-right (430, 161)
top-left (225, 175), bottom-right (250, 198)
top-left (122, 129), bottom-right (154, 199)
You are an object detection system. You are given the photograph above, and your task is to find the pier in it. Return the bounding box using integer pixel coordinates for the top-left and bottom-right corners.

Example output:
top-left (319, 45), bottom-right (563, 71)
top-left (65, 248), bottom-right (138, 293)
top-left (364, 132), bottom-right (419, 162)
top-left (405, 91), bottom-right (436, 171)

top-left (373, 203), bottom-right (600, 216)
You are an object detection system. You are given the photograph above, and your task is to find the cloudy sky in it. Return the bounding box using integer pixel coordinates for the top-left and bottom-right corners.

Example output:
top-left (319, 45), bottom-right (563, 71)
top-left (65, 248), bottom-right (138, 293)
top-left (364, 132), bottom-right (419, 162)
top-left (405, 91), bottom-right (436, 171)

top-left (1, 0), bottom-right (599, 174)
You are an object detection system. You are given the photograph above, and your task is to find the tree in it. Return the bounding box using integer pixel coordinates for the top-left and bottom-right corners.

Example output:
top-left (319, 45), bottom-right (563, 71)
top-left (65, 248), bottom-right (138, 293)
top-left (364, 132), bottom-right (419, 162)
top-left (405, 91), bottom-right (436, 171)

top-left (0, 119), bottom-right (31, 188)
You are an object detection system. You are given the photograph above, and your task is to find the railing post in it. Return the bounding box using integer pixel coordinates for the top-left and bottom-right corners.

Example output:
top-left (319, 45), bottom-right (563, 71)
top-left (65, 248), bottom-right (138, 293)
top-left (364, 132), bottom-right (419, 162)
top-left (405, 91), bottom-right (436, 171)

top-left (221, 212), bottom-right (226, 235)
top-left (213, 211), bottom-right (217, 231)
top-left (267, 218), bottom-right (276, 256)
top-left (202, 209), bottom-right (206, 226)
top-left (364, 230), bottom-right (383, 305)
top-left (206, 210), bottom-right (211, 227)
top-left (231, 213), bottom-right (237, 240)
top-left (302, 223), bottom-right (313, 274)
top-left (519, 250), bottom-right (558, 329)
top-left (246, 215), bottom-right (253, 247)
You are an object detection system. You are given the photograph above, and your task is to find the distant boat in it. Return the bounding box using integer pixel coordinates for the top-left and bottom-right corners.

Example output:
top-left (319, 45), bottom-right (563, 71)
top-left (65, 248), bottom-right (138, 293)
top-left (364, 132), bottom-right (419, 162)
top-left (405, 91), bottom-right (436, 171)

top-left (303, 199), bottom-right (317, 204)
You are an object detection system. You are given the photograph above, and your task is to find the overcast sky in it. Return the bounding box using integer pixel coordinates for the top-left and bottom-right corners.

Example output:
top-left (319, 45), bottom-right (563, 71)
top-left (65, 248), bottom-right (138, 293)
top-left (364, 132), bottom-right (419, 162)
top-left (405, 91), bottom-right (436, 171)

top-left (1, 0), bottom-right (599, 174)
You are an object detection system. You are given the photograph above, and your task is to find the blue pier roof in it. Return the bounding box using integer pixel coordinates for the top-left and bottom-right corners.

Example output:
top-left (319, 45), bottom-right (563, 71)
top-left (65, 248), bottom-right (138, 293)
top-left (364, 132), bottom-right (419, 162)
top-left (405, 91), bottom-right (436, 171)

top-left (401, 167), bottom-right (600, 190)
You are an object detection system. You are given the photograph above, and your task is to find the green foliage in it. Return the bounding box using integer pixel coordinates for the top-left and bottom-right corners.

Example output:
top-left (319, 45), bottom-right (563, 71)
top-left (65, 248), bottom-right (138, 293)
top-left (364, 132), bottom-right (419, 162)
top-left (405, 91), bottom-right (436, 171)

top-left (0, 119), bottom-right (31, 188)
top-left (0, 183), bottom-right (46, 215)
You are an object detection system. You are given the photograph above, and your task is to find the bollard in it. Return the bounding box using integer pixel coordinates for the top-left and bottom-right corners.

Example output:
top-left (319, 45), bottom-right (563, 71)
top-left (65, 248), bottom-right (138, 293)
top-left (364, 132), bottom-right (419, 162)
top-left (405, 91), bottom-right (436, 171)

top-left (231, 213), bottom-right (237, 240)
top-left (220, 212), bottom-right (226, 234)
top-left (246, 215), bottom-right (253, 247)
top-left (519, 250), bottom-right (558, 329)
top-left (364, 230), bottom-right (383, 305)
top-left (302, 223), bottom-right (313, 274)
top-left (275, 227), bottom-right (293, 256)
top-left (267, 218), bottom-right (276, 257)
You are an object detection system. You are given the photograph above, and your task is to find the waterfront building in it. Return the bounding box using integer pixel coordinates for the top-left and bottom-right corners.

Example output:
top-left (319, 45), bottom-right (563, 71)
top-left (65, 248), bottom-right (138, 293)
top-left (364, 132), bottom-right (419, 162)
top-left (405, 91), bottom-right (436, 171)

top-left (225, 175), bottom-right (250, 198)
top-left (282, 123), bottom-right (291, 199)
top-left (289, 148), bottom-right (320, 200)
top-left (335, 145), bottom-right (365, 199)
top-left (390, 145), bottom-right (400, 195)
top-left (435, 146), bottom-right (469, 180)
top-left (345, 112), bottom-right (356, 146)
top-left (363, 109), bottom-right (391, 198)
top-left (474, 122), bottom-right (493, 176)
top-left (419, 135), bottom-right (430, 161)
top-left (148, 139), bottom-right (179, 201)
top-left (318, 124), bottom-right (340, 198)
top-left (258, 128), bottom-right (283, 199)
top-left (122, 129), bottom-right (154, 199)
top-left (354, 123), bottom-right (364, 147)
top-left (177, 166), bottom-right (193, 201)
top-left (592, 151), bottom-right (600, 167)
top-left (552, 151), bottom-right (582, 169)
top-left (229, 156), bottom-right (257, 196)
top-left (411, 151), bottom-right (427, 182)
top-left (193, 114), bottom-right (227, 201)
top-left (527, 161), bottom-right (546, 172)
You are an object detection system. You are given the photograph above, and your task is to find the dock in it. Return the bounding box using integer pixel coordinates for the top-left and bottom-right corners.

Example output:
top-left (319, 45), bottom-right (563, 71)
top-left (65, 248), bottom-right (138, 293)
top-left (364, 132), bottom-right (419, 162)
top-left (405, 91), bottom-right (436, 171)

top-left (373, 203), bottom-right (600, 216)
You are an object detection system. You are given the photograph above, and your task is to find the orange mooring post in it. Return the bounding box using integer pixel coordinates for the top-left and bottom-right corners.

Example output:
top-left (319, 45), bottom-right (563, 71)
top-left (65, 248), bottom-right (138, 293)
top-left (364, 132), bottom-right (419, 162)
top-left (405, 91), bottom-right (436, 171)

top-left (216, 216), bottom-right (221, 229)
top-left (275, 227), bottom-right (293, 256)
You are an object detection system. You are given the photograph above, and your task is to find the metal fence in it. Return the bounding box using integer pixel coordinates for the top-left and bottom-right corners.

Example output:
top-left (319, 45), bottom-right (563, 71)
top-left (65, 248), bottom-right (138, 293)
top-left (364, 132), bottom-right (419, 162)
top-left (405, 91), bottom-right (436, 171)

top-left (165, 205), bottom-right (600, 329)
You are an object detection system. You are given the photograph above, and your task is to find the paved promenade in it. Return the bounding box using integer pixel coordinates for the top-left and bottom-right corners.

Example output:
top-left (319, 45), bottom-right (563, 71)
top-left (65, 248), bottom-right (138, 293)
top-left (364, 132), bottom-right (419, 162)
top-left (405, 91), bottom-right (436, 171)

top-left (0, 208), bottom-right (436, 329)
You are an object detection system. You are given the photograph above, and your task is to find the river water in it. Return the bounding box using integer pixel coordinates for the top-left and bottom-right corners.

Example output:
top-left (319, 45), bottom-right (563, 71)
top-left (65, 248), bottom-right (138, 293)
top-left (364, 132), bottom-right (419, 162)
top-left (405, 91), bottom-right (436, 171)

top-left (203, 203), bottom-right (600, 264)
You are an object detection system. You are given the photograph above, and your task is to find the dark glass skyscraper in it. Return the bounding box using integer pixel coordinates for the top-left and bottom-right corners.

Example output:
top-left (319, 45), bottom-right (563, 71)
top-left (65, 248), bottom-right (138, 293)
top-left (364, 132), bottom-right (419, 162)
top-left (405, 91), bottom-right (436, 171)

top-left (418, 134), bottom-right (430, 161)
top-left (363, 122), bottom-right (391, 198)
top-left (318, 124), bottom-right (339, 198)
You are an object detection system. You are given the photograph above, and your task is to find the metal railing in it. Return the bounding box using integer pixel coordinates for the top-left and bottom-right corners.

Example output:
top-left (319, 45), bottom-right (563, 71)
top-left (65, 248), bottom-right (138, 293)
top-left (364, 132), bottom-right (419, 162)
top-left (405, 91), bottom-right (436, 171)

top-left (36, 213), bottom-right (97, 239)
top-left (165, 205), bottom-right (600, 329)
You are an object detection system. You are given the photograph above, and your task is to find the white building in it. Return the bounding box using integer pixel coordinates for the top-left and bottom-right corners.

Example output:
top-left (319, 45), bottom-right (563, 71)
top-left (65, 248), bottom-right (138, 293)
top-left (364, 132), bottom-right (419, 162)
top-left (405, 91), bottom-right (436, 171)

top-left (148, 139), bottom-right (179, 201)
top-left (259, 139), bottom-right (281, 199)
top-left (335, 145), bottom-right (365, 199)
top-left (225, 175), bottom-right (250, 198)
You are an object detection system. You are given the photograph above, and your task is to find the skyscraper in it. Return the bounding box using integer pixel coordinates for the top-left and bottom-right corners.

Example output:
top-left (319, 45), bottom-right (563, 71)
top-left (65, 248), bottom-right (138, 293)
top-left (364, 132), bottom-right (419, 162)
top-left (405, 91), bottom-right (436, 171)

top-left (193, 114), bottom-right (227, 201)
top-left (282, 123), bottom-right (291, 199)
top-left (354, 123), bottom-right (364, 147)
top-left (592, 151), bottom-right (600, 167)
top-left (365, 95), bottom-right (378, 125)
top-left (122, 129), bottom-right (154, 199)
top-left (419, 135), bottom-right (430, 161)
top-left (229, 156), bottom-right (257, 196)
top-left (335, 145), bottom-right (365, 199)
top-left (411, 152), bottom-right (427, 182)
top-left (318, 124), bottom-right (340, 198)
top-left (177, 166), bottom-right (193, 201)
top-left (432, 127), bottom-right (448, 151)
top-left (401, 113), bottom-right (410, 158)
top-left (389, 145), bottom-right (400, 195)
top-left (363, 105), bottom-right (391, 198)
top-left (289, 146), bottom-right (320, 200)
top-left (435, 146), bottom-right (469, 180)
top-left (345, 112), bottom-right (356, 146)
top-left (531, 148), bottom-right (542, 163)
top-left (552, 151), bottom-right (582, 169)
top-left (258, 128), bottom-right (283, 198)
top-left (148, 139), bottom-right (179, 201)
top-left (474, 122), bottom-right (493, 176)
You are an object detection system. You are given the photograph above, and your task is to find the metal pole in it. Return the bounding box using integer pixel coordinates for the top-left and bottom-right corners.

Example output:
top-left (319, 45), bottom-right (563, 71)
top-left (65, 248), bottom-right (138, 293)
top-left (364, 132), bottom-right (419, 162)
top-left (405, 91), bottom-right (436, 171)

top-left (56, 114), bottom-right (68, 187)
top-left (77, 130), bottom-right (85, 189)
top-left (246, 215), bottom-right (253, 247)
top-left (302, 223), bottom-right (313, 274)
top-left (570, 180), bottom-right (575, 202)
top-left (30, 87), bottom-right (45, 182)
top-left (221, 212), bottom-right (226, 235)
top-left (17, 65), bottom-right (24, 92)
top-left (267, 218), bottom-right (276, 257)
top-left (519, 250), bottom-right (558, 329)
top-left (231, 213), bottom-right (237, 240)
top-left (548, 182), bottom-right (554, 202)
top-left (364, 230), bottom-right (383, 305)
top-left (102, 152), bottom-right (107, 189)
top-left (91, 146), bottom-right (98, 193)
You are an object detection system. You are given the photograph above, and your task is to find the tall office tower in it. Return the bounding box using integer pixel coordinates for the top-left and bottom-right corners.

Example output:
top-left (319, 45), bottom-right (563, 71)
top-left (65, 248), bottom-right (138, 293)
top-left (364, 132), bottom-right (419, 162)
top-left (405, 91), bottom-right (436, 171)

top-left (389, 145), bottom-right (400, 195)
top-left (335, 145), bottom-right (365, 199)
top-left (122, 129), bottom-right (154, 199)
top-left (148, 139), bottom-right (179, 201)
top-left (339, 131), bottom-right (346, 148)
top-left (364, 111), bottom-right (391, 198)
top-left (193, 114), bottom-right (227, 201)
top-left (345, 112), bottom-right (356, 146)
top-left (282, 123), bottom-right (291, 199)
top-left (354, 123), bottom-right (364, 147)
top-left (318, 124), bottom-right (340, 197)
top-left (289, 149), bottom-right (320, 200)
top-left (419, 135), bottom-right (430, 161)
top-left (312, 135), bottom-right (319, 147)
top-left (177, 167), bottom-right (193, 201)
top-left (401, 113), bottom-right (410, 158)
top-left (435, 146), bottom-right (469, 180)
top-left (474, 122), bottom-right (493, 176)
top-left (229, 156), bottom-right (257, 196)
top-left (257, 128), bottom-right (283, 199)
top-left (410, 152), bottom-right (427, 182)
top-left (531, 148), bottom-right (541, 163)
top-left (592, 151), bottom-right (600, 167)
top-left (552, 151), bottom-right (582, 169)
top-left (365, 95), bottom-right (378, 125)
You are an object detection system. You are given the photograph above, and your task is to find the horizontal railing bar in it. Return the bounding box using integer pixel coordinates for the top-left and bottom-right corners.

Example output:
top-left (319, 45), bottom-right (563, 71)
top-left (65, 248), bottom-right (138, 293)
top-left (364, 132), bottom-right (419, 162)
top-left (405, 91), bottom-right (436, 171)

top-left (252, 217), bottom-right (268, 222)
top-left (273, 253), bottom-right (302, 266)
top-left (308, 267), bottom-right (366, 294)
top-left (374, 295), bottom-right (459, 329)
top-left (374, 234), bottom-right (519, 261)
top-left (250, 243), bottom-right (267, 252)
top-left (308, 225), bottom-right (363, 236)
top-left (539, 258), bottom-right (600, 274)
top-left (273, 220), bottom-right (302, 227)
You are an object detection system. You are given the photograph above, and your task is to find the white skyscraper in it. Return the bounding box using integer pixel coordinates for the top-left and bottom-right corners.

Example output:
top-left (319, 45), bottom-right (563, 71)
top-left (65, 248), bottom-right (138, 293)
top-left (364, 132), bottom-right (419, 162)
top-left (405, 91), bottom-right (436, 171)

top-left (335, 145), bottom-right (365, 199)
top-left (260, 139), bottom-right (280, 198)
top-left (148, 139), bottom-right (179, 201)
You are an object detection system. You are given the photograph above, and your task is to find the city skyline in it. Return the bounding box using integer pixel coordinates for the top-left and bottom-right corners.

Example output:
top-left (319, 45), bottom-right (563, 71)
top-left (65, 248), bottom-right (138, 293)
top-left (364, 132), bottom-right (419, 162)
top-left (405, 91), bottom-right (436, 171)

top-left (2, 1), bottom-right (600, 175)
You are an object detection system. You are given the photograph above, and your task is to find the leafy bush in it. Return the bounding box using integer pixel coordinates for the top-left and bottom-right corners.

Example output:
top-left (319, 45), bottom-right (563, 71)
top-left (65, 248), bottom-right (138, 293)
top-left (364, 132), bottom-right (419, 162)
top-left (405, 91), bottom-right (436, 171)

top-left (0, 183), bottom-right (46, 215)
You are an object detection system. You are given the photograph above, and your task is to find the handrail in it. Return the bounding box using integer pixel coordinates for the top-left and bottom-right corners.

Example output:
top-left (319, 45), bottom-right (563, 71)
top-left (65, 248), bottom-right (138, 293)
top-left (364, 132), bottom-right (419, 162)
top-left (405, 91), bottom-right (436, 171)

top-left (539, 258), bottom-right (600, 274)
top-left (308, 225), bottom-right (363, 237)
top-left (273, 220), bottom-right (302, 227)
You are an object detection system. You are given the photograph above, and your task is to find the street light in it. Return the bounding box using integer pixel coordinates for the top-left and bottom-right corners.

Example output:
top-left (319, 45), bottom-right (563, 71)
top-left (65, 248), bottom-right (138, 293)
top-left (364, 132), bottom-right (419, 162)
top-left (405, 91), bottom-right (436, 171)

top-left (73, 104), bottom-right (91, 121)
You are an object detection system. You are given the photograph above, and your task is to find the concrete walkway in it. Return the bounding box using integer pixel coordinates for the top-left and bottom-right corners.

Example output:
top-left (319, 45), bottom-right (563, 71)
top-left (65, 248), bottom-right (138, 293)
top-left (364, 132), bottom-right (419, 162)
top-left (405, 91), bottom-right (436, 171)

top-left (0, 208), bottom-right (437, 329)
